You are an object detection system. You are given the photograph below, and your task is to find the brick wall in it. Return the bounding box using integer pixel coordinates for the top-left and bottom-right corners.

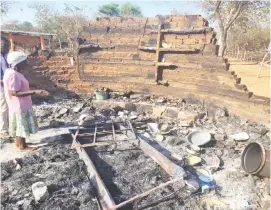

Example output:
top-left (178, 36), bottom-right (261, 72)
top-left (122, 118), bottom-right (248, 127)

top-left (25, 15), bottom-right (269, 123)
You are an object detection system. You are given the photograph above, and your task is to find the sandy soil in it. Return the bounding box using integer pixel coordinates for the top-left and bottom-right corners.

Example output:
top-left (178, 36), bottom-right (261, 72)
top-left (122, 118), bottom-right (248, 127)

top-left (227, 57), bottom-right (270, 98)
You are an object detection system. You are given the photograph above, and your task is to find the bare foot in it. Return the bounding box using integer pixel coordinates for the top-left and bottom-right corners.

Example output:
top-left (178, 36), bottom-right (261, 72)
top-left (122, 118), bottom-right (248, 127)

top-left (17, 146), bottom-right (37, 152)
top-left (27, 143), bottom-right (48, 147)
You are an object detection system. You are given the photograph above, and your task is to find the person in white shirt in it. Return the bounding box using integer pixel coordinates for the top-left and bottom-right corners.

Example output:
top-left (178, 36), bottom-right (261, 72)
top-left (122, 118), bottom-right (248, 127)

top-left (0, 38), bottom-right (10, 138)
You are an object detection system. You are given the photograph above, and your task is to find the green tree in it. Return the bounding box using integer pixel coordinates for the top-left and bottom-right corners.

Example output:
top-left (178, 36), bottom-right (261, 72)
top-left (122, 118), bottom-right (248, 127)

top-left (98, 3), bottom-right (119, 16)
top-left (120, 3), bottom-right (142, 17)
top-left (1, 21), bottom-right (36, 31)
top-left (201, 0), bottom-right (269, 57)
top-left (54, 4), bottom-right (88, 50)
top-left (18, 21), bottom-right (36, 31)
top-left (29, 3), bottom-right (89, 51)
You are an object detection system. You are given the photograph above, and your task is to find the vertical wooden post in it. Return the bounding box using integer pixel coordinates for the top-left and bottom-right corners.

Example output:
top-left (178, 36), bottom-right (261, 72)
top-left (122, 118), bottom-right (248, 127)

top-left (40, 35), bottom-right (45, 50)
top-left (50, 35), bottom-right (55, 53)
top-left (155, 24), bottom-right (163, 83)
top-left (8, 33), bottom-right (14, 51)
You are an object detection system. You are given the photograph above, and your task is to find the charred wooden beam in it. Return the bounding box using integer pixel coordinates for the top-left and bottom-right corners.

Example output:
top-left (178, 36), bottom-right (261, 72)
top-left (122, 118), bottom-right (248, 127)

top-left (155, 62), bottom-right (174, 67)
top-left (150, 27), bottom-right (213, 34)
top-left (79, 43), bottom-right (115, 49)
top-left (71, 140), bottom-right (116, 209)
top-left (138, 46), bottom-right (156, 51)
top-left (138, 134), bottom-right (187, 178)
top-left (159, 48), bottom-right (200, 53)
top-left (117, 123), bottom-right (187, 178)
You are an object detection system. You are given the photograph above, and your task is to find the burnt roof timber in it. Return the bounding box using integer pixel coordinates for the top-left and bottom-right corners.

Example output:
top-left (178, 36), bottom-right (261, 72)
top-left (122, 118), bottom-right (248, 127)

top-left (1, 30), bottom-right (56, 36)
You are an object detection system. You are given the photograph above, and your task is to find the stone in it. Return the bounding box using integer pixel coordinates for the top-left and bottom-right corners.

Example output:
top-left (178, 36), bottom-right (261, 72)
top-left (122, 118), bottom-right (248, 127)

top-left (129, 112), bottom-right (138, 120)
top-left (81, 107), bottom-right (95, 115)
top-left (162, 107), bottom-right (179, 118)
top-left (177, 111), bottom-right (196, 122)
top-left (130, 94), bottom-right (143, 99)
top-left (73, 104), bottom-right (85, 113)
top-left (11, 190), bottom-right (19, 196)
top-left (16, 200), bottom-right (24, 206)
top-left (206, 104), bottom-right (219, 118)
top-left (215, 108), bottom-right (227, 119)
top-left (13, 159), bottom-right (19, 165)
top-left (136, 103), bottom-right (153, 113)
top-left (153, 107), bottom-right (166, 117)
top-left (49, 120), bottom-right (64, 128)
top-left (150, 176), bottom-right (158, 185)
top-left (58, 107), bottom-right (69, 115)
top-left (32, 182), bottom-right (49, 202)
top-left (195, 112), bottom-right (206, 121)
top-left (141, 95), bottom-right (151, 101)
top-left (118, 111), bottom-right (125, 117)
top-left (157, 98), bottom-right (167, 103)
top-left (232, 132), bottom-right (250, 141)
top-left (24, 193), bottom-right (30, 198)
top-left (214, 133), bottom-right (226, 141)
top-left (259, 128), bottom-right (269, 136)
top-left (125, 103), bottom-right (136, 111)
top-left (16, 164), bottom-right (22, 170)
top-left (179, 121), bottom-right (193, 127)
top-left (71, 187), bottom-right (79, 195)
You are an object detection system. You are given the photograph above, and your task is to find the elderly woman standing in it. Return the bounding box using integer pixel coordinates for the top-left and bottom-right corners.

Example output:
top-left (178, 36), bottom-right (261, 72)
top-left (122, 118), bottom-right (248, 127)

top-left (3, 51), bottom-right (48, 151)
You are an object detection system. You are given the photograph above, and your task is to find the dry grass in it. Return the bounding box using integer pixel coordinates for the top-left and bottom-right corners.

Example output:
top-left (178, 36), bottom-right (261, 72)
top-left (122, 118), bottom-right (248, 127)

top-left (227, 57), bottom-right (270, 98)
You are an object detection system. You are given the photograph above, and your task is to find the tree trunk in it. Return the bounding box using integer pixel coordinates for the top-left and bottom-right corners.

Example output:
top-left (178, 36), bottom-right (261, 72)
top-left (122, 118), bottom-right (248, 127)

top-left (237, 46), bottom-right (240, 59)
top-left (218, 33), bottom-right (227, 57)
top-left (58, 39), bottom-right (62, 51)
top-left (243, 50), bottom-right (247, 60)
top-left (257, 51), bottom-right (269, 78)
top-left (214, 1), bottom-right (246, 58)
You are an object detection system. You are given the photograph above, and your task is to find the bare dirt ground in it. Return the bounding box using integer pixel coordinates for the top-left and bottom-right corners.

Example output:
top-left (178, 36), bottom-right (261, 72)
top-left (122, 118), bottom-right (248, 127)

top-left (227, 57), bottom-right (270, 98)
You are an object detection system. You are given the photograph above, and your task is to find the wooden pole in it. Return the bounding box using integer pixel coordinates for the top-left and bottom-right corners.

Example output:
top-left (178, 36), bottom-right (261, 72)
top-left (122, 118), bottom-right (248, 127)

top-left (8, 33), bottom-right (14, 51)
top-left (155, 24), bottom-right (162, 83)
top-left (51, 35), bottom-right (55, 53)
top-left (113, 178), bottom-right (183, 209)
top-left (40, 35), bottom-right (45, 50)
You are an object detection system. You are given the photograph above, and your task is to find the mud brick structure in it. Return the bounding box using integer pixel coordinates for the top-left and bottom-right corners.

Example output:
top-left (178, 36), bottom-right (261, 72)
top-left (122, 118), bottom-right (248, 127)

top-left (27, 15), bottom-right (269, 123)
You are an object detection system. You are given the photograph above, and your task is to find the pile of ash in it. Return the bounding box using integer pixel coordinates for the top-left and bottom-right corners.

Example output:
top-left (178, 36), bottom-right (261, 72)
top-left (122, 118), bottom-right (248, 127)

top-left (1, 142), bottom-right (98, 210)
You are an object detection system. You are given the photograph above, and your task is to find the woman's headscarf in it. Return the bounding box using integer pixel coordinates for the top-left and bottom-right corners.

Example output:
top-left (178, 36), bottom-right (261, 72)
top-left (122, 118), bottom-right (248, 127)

top-left (7, 51), bottom-right (27, 68)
